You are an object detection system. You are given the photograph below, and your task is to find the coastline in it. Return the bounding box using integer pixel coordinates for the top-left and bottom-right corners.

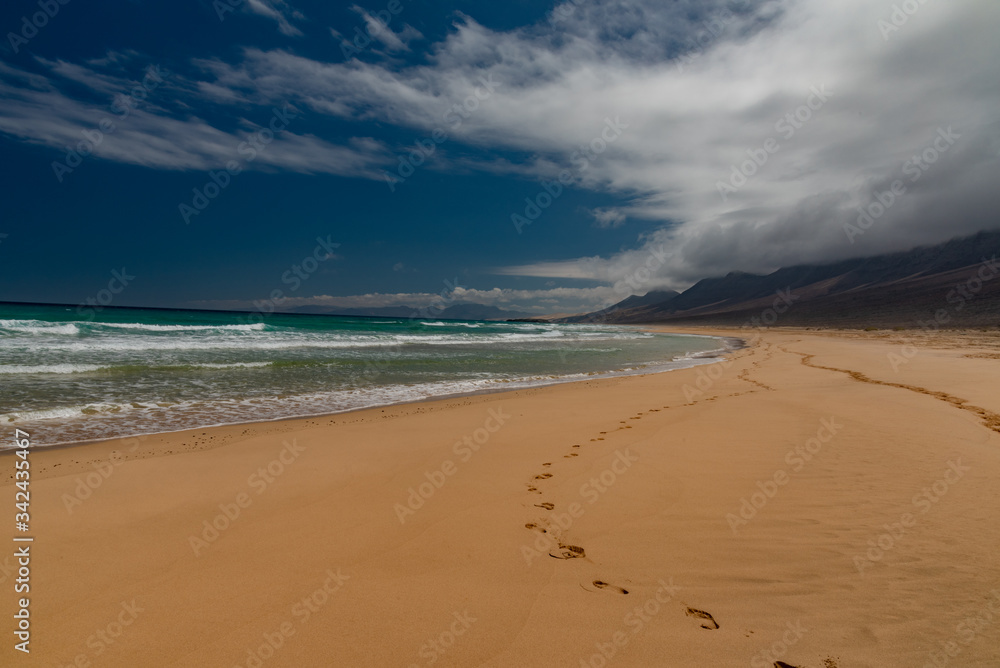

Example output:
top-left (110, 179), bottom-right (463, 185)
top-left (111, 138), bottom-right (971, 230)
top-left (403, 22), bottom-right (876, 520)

top-left (5, 328), bottom-right (1000, 666)
top-left (2, 328), bottom-right (735, 451)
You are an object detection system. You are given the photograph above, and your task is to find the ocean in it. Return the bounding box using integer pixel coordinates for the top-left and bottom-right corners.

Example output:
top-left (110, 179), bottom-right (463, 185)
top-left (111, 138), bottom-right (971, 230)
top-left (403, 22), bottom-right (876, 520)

top-left (0, 302), bottom-right (731, 446)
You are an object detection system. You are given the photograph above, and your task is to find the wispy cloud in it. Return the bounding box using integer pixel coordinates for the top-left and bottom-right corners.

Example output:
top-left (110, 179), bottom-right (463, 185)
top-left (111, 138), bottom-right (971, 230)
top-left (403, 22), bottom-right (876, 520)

top-left (348, 5), bottom-right (423, 53)
top-left (591, 208), bottom-right (626, 229)
top-left (244, 0), bottom-right (306, 37)
top-left (0, 58), bottom-right (390, 177)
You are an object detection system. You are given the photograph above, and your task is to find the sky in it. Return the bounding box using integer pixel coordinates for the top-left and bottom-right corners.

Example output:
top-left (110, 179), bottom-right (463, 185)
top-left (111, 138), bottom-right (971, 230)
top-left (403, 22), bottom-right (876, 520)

top-left (0, 0), bottom-right (998, 315)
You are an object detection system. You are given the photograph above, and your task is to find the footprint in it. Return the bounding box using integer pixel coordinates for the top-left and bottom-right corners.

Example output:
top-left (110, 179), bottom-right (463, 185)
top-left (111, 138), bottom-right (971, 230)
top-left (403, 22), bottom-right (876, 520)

top-left (535, 502), bottom-right (555, 510)
top-left (549, 544), bottom-right (586, 559)
top-left (534, 473), bottom-right (553, 480)
top-left (775, 663), bottom-right (803, 668)
top-left (542, 462), bottom-right (552, 467)
top-left (572, 444), bottom-right (580, 448)
top-left (525, 523), bottom-right (547, 533)
top-left (592, 580), bottom-right (629, 594)
top-left (564, 453), bottom-right (578, 458)
top-left (685, 608), bottom-right (719, 630)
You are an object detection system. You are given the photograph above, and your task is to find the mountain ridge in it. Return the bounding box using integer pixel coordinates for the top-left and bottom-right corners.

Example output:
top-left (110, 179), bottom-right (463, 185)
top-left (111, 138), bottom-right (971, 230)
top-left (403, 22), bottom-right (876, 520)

top-left (559, 230), bottom-right (1000, 328)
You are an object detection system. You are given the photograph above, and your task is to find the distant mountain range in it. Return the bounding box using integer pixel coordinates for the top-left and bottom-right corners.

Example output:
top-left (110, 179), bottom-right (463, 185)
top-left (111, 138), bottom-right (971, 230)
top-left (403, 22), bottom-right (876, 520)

top-left (560, 230), bottom-right (1000, 328)
top-left (290, 303), bottom-right (529, 321)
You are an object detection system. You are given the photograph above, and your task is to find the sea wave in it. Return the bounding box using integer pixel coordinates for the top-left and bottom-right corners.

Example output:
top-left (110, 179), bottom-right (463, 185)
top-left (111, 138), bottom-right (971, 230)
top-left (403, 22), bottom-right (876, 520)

top-left (0, 319), bottom-right (81, 335)
top-left (94, 322), bottom-right (268, 332)
top-left (0, 363), bottom-right (104, 375)
top-left (0, 331), bottom-right (645, 353)
top-left (420, 321), bottom-right (482, 328)
top-left (0, 319), bottom-right (268, 335)
top-left (0, 354), bottom-right (725, 446)
top-left (0, 361), bottom-right (274, 375)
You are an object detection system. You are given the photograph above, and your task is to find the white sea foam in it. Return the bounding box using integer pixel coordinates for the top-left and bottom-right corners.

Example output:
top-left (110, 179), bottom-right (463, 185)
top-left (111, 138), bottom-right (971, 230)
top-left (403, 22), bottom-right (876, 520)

top-left (0, 330), bottom-right (643, 353)
top-left (95, 322), bottom-right (267, 332)
top-left (0, 319), bottom-right (80, 335)
top-left (0, 364), bottom-right (104, 375)
top-left (193, 362), bottom-right (272, 369)
top-left (420, 321), bottom-right (482, 327)
top-left (0, 354), bottom-right (727, 447)
top-left (0, 306), bottom-right (733, 448)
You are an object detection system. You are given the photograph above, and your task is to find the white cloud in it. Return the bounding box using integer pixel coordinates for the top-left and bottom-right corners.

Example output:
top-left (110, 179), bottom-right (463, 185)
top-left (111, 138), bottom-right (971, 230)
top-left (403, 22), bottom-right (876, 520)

top-left (192, 285), bottom-right (625, 314)
top-left (0, 59), bottom-right (390, 177)
top-left (348, 5), bottom-right (423, 53)
top-left (591, 207), bottom-right (626, 229)
top-left (3, 0), bottom-right (998, 311)
top-left (244, 0), bottom-right (305, 37)
top-left (192, 0), bottom-right (1000, 290)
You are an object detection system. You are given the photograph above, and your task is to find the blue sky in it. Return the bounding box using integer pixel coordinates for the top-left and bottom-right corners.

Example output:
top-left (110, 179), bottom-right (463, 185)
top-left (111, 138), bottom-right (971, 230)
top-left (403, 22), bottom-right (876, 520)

top-left (1, 0), bottom-right (998, 314)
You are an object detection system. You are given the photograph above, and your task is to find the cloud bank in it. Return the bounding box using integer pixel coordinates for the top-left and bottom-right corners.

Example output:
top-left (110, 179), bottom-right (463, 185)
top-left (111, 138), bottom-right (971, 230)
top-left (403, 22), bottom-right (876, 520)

top-left (2, 0), bottom-right (998, 308)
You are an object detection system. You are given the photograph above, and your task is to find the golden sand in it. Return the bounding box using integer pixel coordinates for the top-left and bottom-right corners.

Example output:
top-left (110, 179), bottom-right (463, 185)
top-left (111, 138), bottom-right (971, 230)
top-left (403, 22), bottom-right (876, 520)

top-left (4, 329), bottom-right (1000, 667)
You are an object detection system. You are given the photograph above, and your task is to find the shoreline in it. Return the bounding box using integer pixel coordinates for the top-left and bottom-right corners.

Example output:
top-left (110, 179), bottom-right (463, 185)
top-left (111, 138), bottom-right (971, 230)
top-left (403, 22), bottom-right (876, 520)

top-left (2, 329), bottom-right (738, 452)
top-left (6, 327), bottom-right (1000, 666)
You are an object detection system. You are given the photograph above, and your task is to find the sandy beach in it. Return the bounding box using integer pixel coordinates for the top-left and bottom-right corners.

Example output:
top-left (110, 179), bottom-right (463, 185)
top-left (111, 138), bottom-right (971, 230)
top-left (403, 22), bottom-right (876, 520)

top-left (5, 328), bottom-right (1000, 667)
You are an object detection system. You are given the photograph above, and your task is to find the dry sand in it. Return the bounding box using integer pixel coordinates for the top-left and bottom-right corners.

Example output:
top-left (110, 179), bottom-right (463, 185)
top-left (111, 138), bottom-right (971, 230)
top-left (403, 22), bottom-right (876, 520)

top-left (4, 329), bottom-right (1000, 667)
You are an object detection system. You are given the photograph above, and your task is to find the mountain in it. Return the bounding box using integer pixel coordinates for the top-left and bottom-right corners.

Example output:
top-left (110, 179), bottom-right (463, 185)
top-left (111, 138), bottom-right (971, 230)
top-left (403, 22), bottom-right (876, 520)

top-left (561, 230), bottom-right (1000, 328)
top-left (288, 303), bottom-right (529, 320)
top-left (568, 289), bottom-right (681, 323)
top-left (609, 289), bottom-right (681, 311)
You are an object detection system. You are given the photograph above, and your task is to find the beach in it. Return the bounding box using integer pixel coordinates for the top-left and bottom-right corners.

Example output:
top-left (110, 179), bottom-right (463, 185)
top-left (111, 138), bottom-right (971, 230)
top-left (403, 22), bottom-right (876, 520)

top-left (5, 328), bottom-right (1000, 667)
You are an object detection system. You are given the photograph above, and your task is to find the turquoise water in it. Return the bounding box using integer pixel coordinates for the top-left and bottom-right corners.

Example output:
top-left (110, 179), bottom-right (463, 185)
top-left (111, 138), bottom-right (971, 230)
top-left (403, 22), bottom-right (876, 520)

top-left (0, 302), bottom-right (729, 445)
